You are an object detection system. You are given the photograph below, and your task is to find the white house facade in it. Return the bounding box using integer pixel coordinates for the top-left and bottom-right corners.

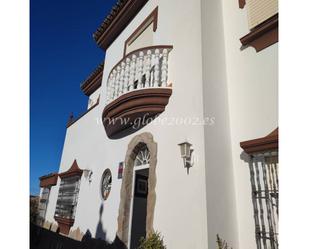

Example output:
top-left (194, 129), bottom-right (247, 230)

top-left (37, 1), bottom-right (278, 249)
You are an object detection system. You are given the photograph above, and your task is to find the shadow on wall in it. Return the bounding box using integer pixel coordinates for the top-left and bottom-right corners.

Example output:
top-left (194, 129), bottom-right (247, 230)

top-left (30, 222), bottom-right (127, 249)
top-left (80, 203), bottom-right (127, 249)
top-left (95, 203), bottom-right (107, 240)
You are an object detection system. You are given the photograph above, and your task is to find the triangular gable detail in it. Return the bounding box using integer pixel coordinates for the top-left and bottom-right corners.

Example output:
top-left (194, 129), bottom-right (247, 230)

top-left (58, 160), bottom-right (83, 179)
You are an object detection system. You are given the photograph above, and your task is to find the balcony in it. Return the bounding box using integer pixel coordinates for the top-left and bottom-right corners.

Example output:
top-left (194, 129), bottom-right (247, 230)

top-left (102, 45), bottom-right (173, 139)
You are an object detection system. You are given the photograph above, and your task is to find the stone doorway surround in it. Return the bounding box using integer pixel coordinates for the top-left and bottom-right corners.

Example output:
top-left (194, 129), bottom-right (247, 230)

top-left (116, 132), bottom-right (157, 246)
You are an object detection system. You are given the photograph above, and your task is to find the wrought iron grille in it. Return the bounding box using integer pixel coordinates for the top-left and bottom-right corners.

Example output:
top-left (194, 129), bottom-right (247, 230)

top-left (249, 151), bottom-right (278, 249)
top-left (55, 175), bottom-right (81, 219)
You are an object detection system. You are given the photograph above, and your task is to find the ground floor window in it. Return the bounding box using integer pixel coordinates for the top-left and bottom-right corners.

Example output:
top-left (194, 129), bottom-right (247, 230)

top-left (37, 187), bottom-right (50, 225)
top-left (55, 175), bottom-right (81, 220)
top-left (250, 151), bottom-right (278, 249)
top-left (240, 128), bottom-right (279, 249)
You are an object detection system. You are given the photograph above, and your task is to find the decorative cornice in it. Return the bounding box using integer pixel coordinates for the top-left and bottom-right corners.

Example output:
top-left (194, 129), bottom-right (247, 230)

top-left (93, 0), bottom-right (149, 50)
top-left (80, 63), bottom-right (104, 96)
top-left (39, 173), bottom-right (58, 188)
top-left (58, 160), bottom-right (83, 179)
top-left (102, 88), bottom-right (172, 139)
top-left (240, 14), bottom-right (278, 52)
top-left (240, 128), bottom-right (278, 155)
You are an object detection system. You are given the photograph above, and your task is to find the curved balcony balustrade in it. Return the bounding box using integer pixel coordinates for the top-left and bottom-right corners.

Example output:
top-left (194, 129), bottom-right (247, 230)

top-left (102, 45), bottom-right (173, 139)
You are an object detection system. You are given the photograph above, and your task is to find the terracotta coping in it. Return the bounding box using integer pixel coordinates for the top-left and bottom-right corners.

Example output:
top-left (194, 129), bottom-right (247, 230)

top-left (39, 173), bottom-right (58, 188)
top-left (58, 160), bottom-right (83, 179)
top-left (240, 128), bottom-right (278, 155)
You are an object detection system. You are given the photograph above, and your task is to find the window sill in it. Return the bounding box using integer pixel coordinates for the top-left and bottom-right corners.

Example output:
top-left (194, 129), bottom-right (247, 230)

top-left (240, 14), bottom-right (278, 52)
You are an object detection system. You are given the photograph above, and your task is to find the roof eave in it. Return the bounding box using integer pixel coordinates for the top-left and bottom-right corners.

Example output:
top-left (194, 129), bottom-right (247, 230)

top-left (93, 0), bottom-right (149, 50)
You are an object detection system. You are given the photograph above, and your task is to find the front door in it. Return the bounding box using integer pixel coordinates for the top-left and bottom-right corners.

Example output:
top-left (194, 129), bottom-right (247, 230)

top-left (129, 167), bottom-right (149, 249)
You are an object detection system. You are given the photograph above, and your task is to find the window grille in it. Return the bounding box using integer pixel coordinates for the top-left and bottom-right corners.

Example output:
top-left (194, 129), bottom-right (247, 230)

top-left (249, 151), bottom-right (278, 249)
top-left (55, 175), bottom-right (81, 220)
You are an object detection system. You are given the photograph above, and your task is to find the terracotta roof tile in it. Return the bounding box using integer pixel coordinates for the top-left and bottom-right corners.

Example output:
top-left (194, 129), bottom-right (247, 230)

top-left (80, 62), bottom-right (104, 96)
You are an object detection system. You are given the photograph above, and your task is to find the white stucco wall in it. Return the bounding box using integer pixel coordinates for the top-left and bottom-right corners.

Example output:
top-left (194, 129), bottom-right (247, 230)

top-left (200, 0), bottom-right (240, 248)
top-left (43, 1), bottom-right (277, 249)
top-left (220, 1), bottom-right (278, 249)
top-left (99, 0), bottom-right (208, 247)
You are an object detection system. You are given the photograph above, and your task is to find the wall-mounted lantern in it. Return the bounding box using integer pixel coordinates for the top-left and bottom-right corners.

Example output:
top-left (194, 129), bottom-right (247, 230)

top-left (83, 169), bottom-right (93, 183)
top-left (178, 141), bottom-right (194, 174)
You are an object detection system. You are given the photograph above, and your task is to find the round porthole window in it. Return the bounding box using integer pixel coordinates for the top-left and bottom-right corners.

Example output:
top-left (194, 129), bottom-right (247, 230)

top-left (101, 169), bottom-right (112, 200)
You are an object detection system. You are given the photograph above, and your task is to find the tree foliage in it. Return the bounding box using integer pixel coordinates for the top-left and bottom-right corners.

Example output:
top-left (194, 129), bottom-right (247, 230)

top-left (30, 196), bottom-right (39, 224)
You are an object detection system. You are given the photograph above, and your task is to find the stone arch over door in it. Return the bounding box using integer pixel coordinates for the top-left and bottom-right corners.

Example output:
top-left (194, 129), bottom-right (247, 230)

top-left (116, 132), bottom-right (157, 246)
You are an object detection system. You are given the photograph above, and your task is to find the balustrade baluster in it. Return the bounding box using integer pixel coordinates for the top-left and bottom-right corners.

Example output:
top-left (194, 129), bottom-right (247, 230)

top-left (109, 73), bottom-right (115, 102)
top-left (110, 70), bottom-right (116, 100)
top-left (161, 48), bottom-right (168, 87)
top-left (154, 49), bottom-right (160, 87)
top-left (137, 51), bottom-right (144, 89)
top-left (115, 66), bottom-right (121, 98)
top-left (145, 50), bottom-right (151, 88)
top-left (129, 54), bottom-right (137, 91)
top-left (106, 76), bottom-right (111, 103)
top-left (106, 46), bottom-right (172, 102)
top-left (119, 62), bottom-right (126, 95)
top-left (150, 53), bottom-right (155, 87)
top-left (124, 58), bottom-right (130, 93)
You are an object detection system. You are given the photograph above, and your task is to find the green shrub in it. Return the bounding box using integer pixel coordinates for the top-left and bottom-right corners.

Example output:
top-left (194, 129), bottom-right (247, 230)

top-left (216, 234), bottom-right (232, 249)
top-left (138, 231), bottom-right (166, 249)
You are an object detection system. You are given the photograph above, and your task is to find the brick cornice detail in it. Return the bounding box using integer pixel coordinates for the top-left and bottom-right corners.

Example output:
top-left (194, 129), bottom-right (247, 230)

top-left (39, 173), bottom-right (58, 188)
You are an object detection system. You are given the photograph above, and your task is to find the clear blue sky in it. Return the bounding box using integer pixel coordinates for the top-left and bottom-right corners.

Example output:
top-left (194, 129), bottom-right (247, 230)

top-left (30, 0), bottom-right (117, 195)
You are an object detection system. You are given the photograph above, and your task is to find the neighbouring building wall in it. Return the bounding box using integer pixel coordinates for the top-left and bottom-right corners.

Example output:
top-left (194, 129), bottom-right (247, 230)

top-left (221, 1), bottom-right (278, 249)
top-left (201, 1), bottom-right (239, 249)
